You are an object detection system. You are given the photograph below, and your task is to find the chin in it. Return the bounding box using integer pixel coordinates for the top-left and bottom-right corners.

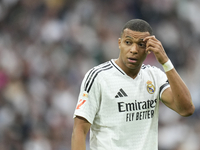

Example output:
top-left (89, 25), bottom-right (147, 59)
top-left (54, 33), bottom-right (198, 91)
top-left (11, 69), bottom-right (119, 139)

top-left (127, 64), bottom-right (141, 70)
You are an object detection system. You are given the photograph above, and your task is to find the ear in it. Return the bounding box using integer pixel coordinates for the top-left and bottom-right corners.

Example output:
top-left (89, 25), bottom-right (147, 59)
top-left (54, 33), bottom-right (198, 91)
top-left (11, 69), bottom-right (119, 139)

top-left (118, 38), bottom-right (121, 49)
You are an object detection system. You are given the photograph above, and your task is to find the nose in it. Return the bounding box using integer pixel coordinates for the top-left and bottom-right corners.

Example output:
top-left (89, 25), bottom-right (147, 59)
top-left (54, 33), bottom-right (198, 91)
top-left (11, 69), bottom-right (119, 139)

top-left (130, 43), bottom-right (138, 54)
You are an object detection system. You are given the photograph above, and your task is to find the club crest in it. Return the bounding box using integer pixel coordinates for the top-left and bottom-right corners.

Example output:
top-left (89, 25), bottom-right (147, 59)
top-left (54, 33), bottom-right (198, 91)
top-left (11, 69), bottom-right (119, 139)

top-left (146, 80), bottom-right (155, 94)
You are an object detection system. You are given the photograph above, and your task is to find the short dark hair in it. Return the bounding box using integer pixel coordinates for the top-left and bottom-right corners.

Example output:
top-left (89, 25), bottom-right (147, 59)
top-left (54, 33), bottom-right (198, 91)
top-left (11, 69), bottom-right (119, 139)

top-left (121, 19), bottom-right (153, 36)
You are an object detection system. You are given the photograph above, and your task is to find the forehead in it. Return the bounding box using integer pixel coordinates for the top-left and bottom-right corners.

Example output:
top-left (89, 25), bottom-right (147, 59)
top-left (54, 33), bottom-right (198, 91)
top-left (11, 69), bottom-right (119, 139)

top-left (122, 28), bottom-right (150, 40)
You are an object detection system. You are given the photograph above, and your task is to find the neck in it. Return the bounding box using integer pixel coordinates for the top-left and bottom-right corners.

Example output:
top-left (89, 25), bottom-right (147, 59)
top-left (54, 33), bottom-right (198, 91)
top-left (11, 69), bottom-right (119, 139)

top-left (115, 59), bottom-right (141, 79)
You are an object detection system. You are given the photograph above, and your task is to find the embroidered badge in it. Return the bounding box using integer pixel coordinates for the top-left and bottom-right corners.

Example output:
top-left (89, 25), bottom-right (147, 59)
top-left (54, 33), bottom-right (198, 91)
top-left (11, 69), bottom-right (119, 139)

top-left (83, 93), bottom-right (88, 98)
top-left (147, 80), bottom-right (155, 94)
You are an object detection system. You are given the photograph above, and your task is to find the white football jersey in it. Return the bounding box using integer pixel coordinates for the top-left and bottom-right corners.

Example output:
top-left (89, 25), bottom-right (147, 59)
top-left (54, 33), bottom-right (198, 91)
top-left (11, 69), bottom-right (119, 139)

top-left (74, 59), bottom-right (170, 150)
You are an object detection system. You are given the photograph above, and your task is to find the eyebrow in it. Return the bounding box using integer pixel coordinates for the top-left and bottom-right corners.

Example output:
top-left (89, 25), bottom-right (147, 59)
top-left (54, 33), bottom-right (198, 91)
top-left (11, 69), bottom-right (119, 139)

top-left (125, 36), bottom-right (145, 42)
top-left (125, 36), bottom-right (146, 43)
top-left (125, 36), bottom-right (133, 39)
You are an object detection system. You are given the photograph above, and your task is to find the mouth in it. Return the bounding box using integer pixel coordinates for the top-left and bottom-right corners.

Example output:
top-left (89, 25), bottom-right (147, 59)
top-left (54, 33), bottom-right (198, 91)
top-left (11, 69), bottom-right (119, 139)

top-left (128, 57), bottom-right (138, 63)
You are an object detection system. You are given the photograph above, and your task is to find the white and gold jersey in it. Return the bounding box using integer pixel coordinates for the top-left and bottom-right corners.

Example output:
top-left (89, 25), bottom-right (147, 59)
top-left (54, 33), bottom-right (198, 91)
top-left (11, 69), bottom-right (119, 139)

top-left (74, 59), bottom-right (169, 150)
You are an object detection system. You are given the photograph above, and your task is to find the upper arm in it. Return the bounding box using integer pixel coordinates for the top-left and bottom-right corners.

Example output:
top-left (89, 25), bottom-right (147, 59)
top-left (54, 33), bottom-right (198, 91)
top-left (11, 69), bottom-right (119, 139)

top-left (73, 116), bottom-right (91, 136)
top-left (160, 69), bottom-right (195, 117)
top-left (71, 116), bottom-right (91, 150)
top-left (161, 87), bottom-right (177, 111)
top-left (161, 84), bottom-right (194, 115)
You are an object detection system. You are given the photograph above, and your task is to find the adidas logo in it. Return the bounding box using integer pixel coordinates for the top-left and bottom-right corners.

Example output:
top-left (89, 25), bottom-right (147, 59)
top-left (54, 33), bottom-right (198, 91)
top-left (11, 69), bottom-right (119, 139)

top-left (115, 88), bottom-right (128, 98)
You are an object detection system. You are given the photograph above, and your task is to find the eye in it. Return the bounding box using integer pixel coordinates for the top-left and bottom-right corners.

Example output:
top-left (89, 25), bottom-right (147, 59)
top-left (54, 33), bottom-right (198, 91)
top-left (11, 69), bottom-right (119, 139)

top-left (125, 40), bottom-right (132, 45)
top-left (138, 43), bottom-right (146, 48)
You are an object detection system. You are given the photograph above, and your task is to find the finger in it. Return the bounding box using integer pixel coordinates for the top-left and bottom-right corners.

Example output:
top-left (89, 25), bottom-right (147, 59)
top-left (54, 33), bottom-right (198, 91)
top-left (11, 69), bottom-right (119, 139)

top-left (146, 47), bottom-right (154, 54)
top-left (146, 47), bottom-right (155, 53)
top-left (143, 35), bottom-right (156, 42)
top-left (147, 36), bottom-right (162, 47)
top-left (146, 39), bottom-right (158, 50)
top-left (146, 50), bottom-right (151, 54)
top-left (146, 40), bottom-right (162, 54)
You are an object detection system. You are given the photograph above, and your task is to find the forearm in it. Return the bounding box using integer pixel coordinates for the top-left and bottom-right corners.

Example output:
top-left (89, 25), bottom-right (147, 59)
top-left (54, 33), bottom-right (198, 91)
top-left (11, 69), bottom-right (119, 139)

top-left (165, 68), bottom-right (194, 116)
top-left (143, 36), bottom-right (194, 116)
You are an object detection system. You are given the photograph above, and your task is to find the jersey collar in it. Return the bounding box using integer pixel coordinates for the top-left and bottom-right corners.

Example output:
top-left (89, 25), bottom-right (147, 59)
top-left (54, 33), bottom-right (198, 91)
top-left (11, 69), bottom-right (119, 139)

top-left (110, 59), bottom-right (141, 78)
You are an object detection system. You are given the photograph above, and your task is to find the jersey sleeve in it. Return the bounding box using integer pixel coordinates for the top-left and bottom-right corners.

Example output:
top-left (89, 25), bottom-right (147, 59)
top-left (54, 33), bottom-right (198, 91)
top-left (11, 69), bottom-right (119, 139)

top-left (156, 68), bottom-right (170, 100)
top-left (73, 69), bottom-right (101, 124)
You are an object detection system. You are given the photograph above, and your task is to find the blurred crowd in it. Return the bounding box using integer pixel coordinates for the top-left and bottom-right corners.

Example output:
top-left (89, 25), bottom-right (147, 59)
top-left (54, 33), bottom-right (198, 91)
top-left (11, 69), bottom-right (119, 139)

top-left (0, 0), bottom-right (199, 149)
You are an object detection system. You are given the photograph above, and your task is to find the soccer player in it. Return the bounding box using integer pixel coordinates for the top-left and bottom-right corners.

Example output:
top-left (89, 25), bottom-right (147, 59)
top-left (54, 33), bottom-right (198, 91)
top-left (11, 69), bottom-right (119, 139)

top-left (71, 19), bottom-right (195, 150)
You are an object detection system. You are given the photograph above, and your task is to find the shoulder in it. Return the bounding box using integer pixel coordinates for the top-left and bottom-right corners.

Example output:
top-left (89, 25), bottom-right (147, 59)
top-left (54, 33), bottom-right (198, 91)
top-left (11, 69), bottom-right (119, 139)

top-left (141, 64), bottom-right (162, 72)
top-left (141, 64), bottom-right (169, 90)
top-left (83, 61), bottom-right (113, 92)
top-left (141, 64), bottom-right (165, 76)
top-left (85, 61), bottom-right (113, 78)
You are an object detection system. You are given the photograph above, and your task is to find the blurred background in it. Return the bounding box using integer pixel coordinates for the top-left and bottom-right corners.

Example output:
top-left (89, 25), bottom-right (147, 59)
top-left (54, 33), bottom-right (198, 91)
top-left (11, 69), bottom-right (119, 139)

top-left (0, 0), bottom-right (199, 149)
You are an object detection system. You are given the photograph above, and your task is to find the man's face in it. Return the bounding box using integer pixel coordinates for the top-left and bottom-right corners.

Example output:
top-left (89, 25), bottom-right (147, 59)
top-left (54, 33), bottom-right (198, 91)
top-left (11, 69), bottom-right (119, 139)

top-left (118, 28), bottom-right (150, 71)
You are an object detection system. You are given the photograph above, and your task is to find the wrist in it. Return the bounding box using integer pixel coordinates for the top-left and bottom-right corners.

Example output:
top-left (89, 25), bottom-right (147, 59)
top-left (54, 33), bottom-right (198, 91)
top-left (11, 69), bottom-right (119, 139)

top-left (162, 59), bottom-right (174, 72)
